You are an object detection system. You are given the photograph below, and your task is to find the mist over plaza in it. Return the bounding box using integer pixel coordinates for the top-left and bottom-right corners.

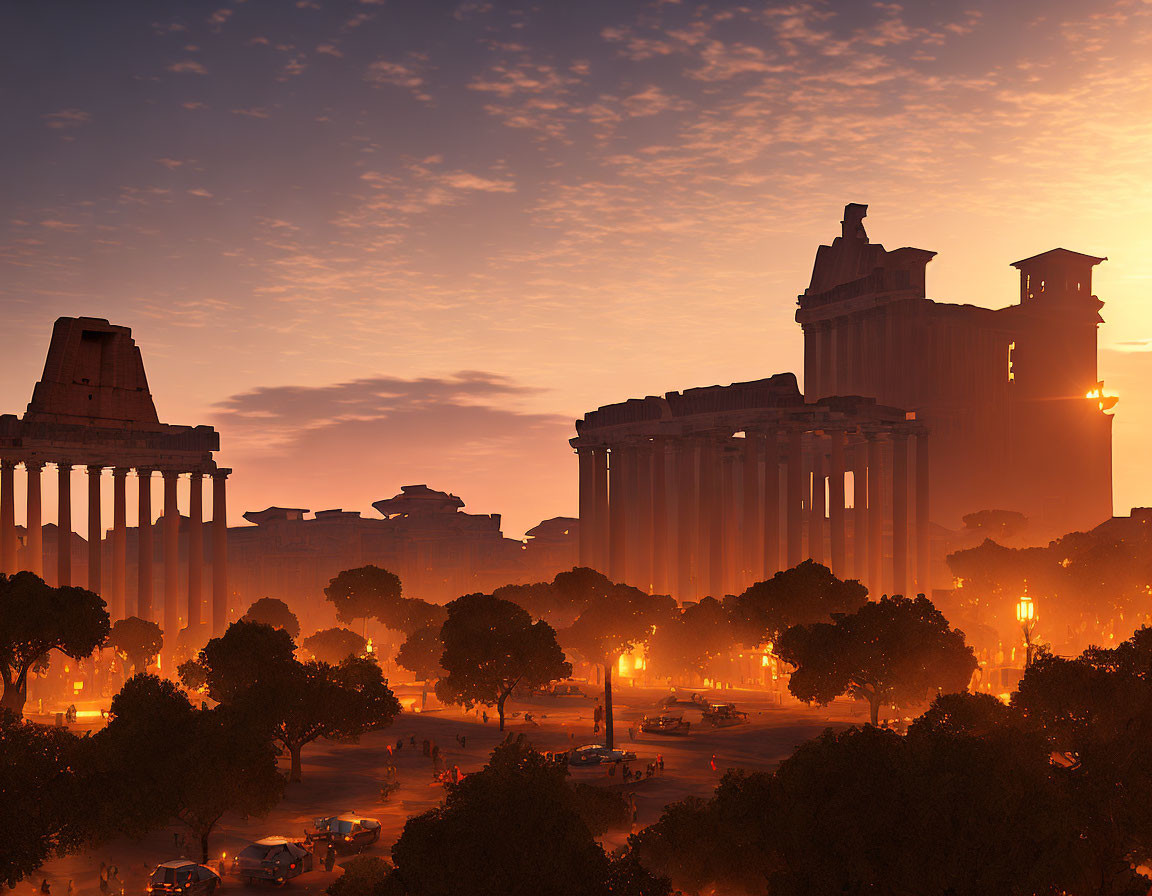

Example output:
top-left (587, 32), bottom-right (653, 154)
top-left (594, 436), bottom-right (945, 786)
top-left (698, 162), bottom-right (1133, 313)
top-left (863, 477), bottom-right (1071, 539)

top-left (3, 2), bottom-right (1152, 896)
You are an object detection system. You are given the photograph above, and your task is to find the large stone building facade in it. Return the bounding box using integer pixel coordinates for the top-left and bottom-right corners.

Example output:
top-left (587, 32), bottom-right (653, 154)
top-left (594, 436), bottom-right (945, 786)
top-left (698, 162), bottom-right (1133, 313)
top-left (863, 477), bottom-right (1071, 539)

top-left (574, 205), bottom-right (1115, 598)
top-left (798, 203), bottom-right (1113, 537)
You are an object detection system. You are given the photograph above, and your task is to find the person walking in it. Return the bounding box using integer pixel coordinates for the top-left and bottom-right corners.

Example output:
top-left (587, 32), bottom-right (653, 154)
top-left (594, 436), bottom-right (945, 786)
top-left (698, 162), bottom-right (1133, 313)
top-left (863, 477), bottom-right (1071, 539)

top-left (323, 842), bottom-right (336, 873)
top-left (593, 704), bottom-right (603, 735)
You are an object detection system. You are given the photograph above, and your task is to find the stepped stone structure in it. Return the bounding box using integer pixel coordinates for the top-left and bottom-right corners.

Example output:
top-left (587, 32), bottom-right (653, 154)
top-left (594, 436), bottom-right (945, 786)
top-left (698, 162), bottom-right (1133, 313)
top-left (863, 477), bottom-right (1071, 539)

top-left (0, 317), bottom-right (229, 635)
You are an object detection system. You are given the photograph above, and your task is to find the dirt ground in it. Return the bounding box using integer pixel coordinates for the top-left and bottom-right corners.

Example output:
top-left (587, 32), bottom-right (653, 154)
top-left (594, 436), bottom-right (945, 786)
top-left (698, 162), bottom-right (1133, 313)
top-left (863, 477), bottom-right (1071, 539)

top-left (27, 684), bottom-right (864, 896)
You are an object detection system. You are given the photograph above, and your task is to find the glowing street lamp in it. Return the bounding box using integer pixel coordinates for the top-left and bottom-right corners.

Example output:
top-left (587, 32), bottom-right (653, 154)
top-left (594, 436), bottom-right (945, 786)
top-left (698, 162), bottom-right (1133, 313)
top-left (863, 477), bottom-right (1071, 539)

top-left (1016, 593), bottom-right (1038, 668)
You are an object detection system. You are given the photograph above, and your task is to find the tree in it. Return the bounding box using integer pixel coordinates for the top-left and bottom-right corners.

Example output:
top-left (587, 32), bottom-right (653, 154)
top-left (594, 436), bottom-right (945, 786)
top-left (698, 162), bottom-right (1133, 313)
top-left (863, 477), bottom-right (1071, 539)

top-left (107, 616), bottom-right (164, 676)
top-left (324, 565), bottom-right (404, 629)
top-left (182, 625), bottom-right (401, 782)
top-left (646, 597), bottom-right (735, 683)
top-left (241, 597), bottom-right (301, 639)
top-left (727, 560), bottom-right (868, 645)
top-left (185, 619), bottom-right (298, 704)
top-left (563, 586), bottom-right (674, 748)
top-left (0, 571), bottom-right (109, 714)
top-left (0, 711), bottom-right (90, 887)
top-left (384, 735), bottom-right (661, 896)
top-left (96, 674), bottom-right (284, 863)
top-left (396, 623), bottom-right (444, 709)
top-left (435, 593), bottom-right (570, 731)
top-left (961, 508), bottom-right (1029, 541)
top-left (777, 595), bottom-right (977, 725)
top-left (302, 627), bottom-right (368, 665)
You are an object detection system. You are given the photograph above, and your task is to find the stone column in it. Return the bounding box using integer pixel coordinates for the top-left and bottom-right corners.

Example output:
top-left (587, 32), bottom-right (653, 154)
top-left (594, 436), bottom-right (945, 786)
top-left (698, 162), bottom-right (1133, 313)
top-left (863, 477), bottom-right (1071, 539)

top-left (695, 436), bottom-right (720, 598)
top-left (591, 448), bottom-right (609, 573)
top-left (718, 446), bottom-right (737, 596)
top-left (866, 437), bottom-right (882, 594)
top-left (708, 441), bottom-right (726, 598)
top-left (57, 463), bottom-right (72, 587)
top-left (577, 447), bottom-right (596, 568)
top-left (829, 430), bottom-right (846, 577)
top-left (212, 469), bottom-right (230, 635)
top-left (742, 435), bottom-right (763, 585)
top-left (111, 468), bottom-right (127, 619)
top-left (851, 440), bottom-right (867, 580)
top-left (608, 447), bottom-right (628, 582)
top-left (25, 462), bottom-right (42, 577)
top-left (915, 432), bottom-right (931, 594)
top-left (651, 440), bottom-right (669, 595)
top-left (674, 440), bottom-right (696, 600)
top-left (87, 465), bottom-right (102, 594)
top-left (137, 469), bottom-right (154, 621)
top-left (808, 439), bottom-right (825, 564)
top-left (634, 442), bottom-right (654, 592)
top-left (763, 432), bottom-right (781, 577)
top-left (163, 471), bottom-right (181, 636)
top-left (188, 473), bottom-right (204, 629)
top-left (0, 459), bottom-right (15, 574)
top-left (785, 429), bottom-right (804, 568)
top-left (892, 434), bottom-right (909, 597)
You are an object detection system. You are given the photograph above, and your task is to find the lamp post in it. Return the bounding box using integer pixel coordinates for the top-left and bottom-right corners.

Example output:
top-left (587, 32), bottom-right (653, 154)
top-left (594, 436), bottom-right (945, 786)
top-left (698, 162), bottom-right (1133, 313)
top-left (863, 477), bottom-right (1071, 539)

top-left (1016, 594), bottom-right (1037, 668)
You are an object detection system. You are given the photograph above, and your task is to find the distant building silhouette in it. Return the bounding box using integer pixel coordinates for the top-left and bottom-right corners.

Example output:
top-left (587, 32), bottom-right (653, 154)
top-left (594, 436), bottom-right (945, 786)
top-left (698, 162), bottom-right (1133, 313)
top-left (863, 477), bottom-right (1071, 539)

top-left (798, 204), bottom-right (1112, 537)
top-left (574, 205), bottom-right (1115, 598)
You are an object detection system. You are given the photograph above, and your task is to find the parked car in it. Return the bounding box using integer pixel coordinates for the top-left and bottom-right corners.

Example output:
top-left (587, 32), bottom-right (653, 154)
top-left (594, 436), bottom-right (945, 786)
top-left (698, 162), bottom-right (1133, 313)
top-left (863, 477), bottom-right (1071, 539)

top-left (307, 813), bottom-right (382, 852)
top-left (702, 703), bottom-right (749, 727)
top-left (147, 861), bottom-right (220, 896)
top-left (231, 837), bottom-right (313, 884)
top-left (657, 692), bottom-right (707, 709)
top-left (568, 744), bottom-right (638, 766)
top-left (640, 714), bottom-right (691, 736)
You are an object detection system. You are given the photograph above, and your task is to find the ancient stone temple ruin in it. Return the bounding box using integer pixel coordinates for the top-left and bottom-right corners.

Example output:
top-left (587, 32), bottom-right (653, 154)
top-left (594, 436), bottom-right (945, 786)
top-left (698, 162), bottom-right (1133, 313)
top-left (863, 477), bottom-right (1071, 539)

top-left (0, 317), bottom-right (229, 634)
top-left (574, 204), bottom-right (1115, 599)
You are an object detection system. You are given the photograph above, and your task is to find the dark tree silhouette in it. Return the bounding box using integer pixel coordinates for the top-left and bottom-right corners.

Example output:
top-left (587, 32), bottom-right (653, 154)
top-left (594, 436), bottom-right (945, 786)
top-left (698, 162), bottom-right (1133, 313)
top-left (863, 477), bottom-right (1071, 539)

top-left (323, 565), bottom-right (404, 629)
top-left (385, 735), bottom-right (668, 896)
top-left (646, 597), bottom-right (734, 682)
top-left (241, 597), bottom-right (301, 639)
top-left (961, 508), bottom-right (1029, 540)
top-left (727, 559), bottom-right (868, 645)
top-left (635, 720), bottom-right (1093, 896)
top-left (0, 711), bottom-right (90, 887)
top-left (182, 626), bottom-right (400, 782)
top-left (97, 675), bottom-right (283, 863)
top-left (435, 593), bottom-right (570, 731)
top-left (182, 620), bottom-right (298, 703)
top-left (777, 595), bottom-right (977, 725)
top-left (302, 626), bottom-right (368, 664)
top-left (563, 586), bottom-right (674, 748)
top-left (107, 616), bottom-right (164, 676)
top-left (0, 572), bottom-right (109, 714)
top-left (396, 623), bottom-right (444, 709)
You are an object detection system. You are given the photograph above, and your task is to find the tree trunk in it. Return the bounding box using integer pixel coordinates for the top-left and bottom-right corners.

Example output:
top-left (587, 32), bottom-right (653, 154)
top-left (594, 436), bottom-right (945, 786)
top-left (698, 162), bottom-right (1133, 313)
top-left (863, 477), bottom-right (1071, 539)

top-left (200, 831), bottom-right (210, 865)
top-left (497, 691), bottom-right (507, 731)
top-left (604, 661), bottom-right (614, 750)
top-left (421, 679), bottom-right (428, 712)
top-left (289, 744), bottom-right (303, 782)
top-left (0, 675), bottom-right (27, 715)
top-left (868, 693), bottom-right (880, 727)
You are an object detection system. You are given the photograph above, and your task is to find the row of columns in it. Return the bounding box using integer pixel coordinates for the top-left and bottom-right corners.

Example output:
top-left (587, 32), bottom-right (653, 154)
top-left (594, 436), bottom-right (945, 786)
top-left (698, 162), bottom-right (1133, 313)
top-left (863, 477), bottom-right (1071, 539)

top-left (577, 427), bottom-right (930, 600)
top-left (0, 460), bottom-right (230, 636)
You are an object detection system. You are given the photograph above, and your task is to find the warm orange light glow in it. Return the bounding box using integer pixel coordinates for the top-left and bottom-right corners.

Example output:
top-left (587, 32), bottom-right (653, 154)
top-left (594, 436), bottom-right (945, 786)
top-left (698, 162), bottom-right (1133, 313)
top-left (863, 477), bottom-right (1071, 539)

top-left (1016, 595), bottom-right (1035, 624)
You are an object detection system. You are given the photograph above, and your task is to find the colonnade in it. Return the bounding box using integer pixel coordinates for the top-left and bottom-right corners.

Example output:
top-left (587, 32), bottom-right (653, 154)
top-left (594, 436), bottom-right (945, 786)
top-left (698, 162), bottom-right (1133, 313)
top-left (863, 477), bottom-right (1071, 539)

top-left (577, 425), bottom-right (929, 600)
top-left (0, 460), bottom-right (231, 636)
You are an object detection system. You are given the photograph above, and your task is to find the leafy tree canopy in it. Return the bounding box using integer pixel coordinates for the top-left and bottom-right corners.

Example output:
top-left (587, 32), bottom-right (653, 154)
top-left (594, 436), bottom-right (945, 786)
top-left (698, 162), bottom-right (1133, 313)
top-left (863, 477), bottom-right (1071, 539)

top-left (435, 593), bottom-right (570, 730)
top-left (0, 571), bottom-right (109, 714)
top-left (395, 624), bottom-right (445, 681)
top-left (107, 616), bottom-right (164, 676)
top-left (302, 626), bottom-right (368, 665)
top-left (324, 565), bottom-right (404, 627)
top-left (241, 597), bottom-right (301, 639)
top-left (727, 559), bottom-right (868, 645)
top-left (777, 594), bottom-right (977, 725)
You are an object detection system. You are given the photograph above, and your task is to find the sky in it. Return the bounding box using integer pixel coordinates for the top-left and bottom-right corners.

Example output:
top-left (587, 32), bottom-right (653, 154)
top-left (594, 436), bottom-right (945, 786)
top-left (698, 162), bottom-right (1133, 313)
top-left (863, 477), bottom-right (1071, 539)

top-left (1, 0), bottom-right (1150, 539)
